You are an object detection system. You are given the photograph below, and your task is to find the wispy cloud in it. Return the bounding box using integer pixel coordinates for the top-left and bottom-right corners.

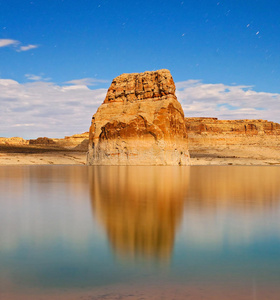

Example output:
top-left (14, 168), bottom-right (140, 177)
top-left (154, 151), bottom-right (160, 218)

top-left (25, 74), bottom-right (51, 81)
top-left (65, 78), bottom-right (109, 86)
top-left (0, 39), bottom-right (38, 52)
top-left (17, 44), bottom-right (39, 52)
top-left (0, 79), bottom-right (107, 139)
top-left (0, 39), bottom-right (19, 47)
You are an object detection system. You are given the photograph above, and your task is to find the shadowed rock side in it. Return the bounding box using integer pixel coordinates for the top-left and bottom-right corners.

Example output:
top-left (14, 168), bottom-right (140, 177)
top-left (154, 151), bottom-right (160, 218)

top-left (87, 69), bottom-right (190, 165)
top-left (89, 166), bottom-right (190, 263)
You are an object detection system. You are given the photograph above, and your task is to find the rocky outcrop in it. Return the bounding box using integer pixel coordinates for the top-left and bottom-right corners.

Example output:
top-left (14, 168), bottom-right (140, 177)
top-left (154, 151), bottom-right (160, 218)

top-left (28, 133), bottom-right (89, 150)
top-left (29, 137), bottom-right (56, 145)
top-left (0, 137), bottom-right (28, 145)
top-left (185, 117), bottom-right (280, 148)
top-left (87, 69), bottom-right (190, 165)
top-left (54, 132), bottom-right (89, 151)
top-left (0, 133), bottom-right (89, 152)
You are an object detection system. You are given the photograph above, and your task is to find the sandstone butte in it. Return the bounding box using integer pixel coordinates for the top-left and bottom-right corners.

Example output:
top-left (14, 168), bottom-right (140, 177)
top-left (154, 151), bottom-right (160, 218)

top-left (87, 69), bottom-right (190, 165)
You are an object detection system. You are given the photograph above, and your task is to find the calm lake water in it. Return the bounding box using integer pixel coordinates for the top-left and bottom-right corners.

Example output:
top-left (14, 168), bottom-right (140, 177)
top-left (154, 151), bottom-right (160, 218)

top-left (1, 165), bottom-right (280, 299)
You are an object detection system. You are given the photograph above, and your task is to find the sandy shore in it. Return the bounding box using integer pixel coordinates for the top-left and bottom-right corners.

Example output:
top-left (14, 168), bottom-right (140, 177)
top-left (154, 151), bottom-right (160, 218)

top-left (190, 145), bottom-right (280, 166)
top-left (0, 144), bottom-right (279, 166)
top-left (0, 144), bottom-right (86, 165)
top-left (0, 151), bottom-right (86, 165)
top-left (2, 281), bottom-right (280, 300)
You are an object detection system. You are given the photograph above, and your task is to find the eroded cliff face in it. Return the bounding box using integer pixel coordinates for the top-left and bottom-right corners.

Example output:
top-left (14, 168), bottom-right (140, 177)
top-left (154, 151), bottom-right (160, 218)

top-left (87, 69), bottom-right (190, 165)
top-left (185, 117), bottom-right (280, 148)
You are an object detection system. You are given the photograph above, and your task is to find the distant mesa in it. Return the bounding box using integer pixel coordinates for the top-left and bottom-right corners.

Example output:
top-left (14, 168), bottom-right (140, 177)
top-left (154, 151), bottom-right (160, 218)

top-left (56, 132), bottom-right (89, 151)
top-left (185, 117), bottom-right (280, 136)
top-left (0, 137), bottom-right (28, 146)
top-left (87, 69), bottom-right (190, 166)
top-left (28, 133), bottom-right (89, 150)
top-left (185, 117), bottom-right (280, 149)
top-left (0, 133), bottom-right (89, 152)
top-left (29, 137), bottom-right (56, 145)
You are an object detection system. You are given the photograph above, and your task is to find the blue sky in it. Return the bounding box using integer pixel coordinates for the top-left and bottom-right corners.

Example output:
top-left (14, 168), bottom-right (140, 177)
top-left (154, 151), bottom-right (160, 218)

top-left (1, 0), bottom-right (280, 138)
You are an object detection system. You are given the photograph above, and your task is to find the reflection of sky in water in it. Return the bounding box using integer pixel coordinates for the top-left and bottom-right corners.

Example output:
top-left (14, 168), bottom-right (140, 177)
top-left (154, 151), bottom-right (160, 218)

top-left (1, 166), bottom-right (280, 294)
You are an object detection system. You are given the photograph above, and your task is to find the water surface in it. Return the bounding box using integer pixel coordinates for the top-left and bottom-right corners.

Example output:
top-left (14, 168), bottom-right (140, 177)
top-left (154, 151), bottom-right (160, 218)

top-left (1, 166), bottom-right (280, 299)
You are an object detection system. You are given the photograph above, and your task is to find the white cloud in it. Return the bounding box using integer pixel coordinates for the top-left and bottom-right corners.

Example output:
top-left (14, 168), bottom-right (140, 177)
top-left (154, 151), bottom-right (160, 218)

top-left (0, 78), bottom-right (279, 139)
top-left (0, 79), bottom-right (19, 86)
top-left (65, 78), bottom-right (109, 86)
top-left (0, 39), bottom-right (38, 52)
top-left (62, 85), bottom-right (90, 90)
top-left (0, 79), bottom-right (107, 139)
top-left (0, 39), bottom-right (19, 47)
top-left (25, 74), bottom-right (51, 81)
top-left (25, 74), bottom-right (42, 81)
top-left (17, 44), bottom-right (38, 52)
top-left (176, 80), bottom-right (280, 123)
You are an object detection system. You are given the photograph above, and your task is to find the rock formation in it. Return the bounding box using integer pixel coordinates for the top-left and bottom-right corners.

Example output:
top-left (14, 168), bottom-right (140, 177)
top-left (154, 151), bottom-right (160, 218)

top-left (0, 133), bottom-right (89, 152)
top-left (185, 117), bottom-right (280, 148)
top-left (185, 117), bottom-right (280, 136)
top-left (0, 137), bottom-right (28, 145)
top-left (29, 137), bottom-right (56, 145)
top-left (87, 69), bottom-right (190, 165)
top-left (53, 132), bottom-right (89, 151)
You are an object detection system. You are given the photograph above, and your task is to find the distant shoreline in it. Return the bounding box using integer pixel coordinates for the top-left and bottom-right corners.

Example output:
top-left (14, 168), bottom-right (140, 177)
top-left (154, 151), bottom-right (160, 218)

top-left (0, 145), bottom-right (279, 166)
top-left (0, 145), bottom-right (86, 165)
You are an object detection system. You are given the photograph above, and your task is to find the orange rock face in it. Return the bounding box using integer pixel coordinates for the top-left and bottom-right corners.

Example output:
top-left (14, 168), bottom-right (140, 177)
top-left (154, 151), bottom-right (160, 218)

top-left (185, 117), bottom-right (280, 147)
top-left (103, 70), bottom-right (176, 103)
top-left (87, 69), bottom-right (190, 165)
top-left (185, 117), bottom-right (280, 135)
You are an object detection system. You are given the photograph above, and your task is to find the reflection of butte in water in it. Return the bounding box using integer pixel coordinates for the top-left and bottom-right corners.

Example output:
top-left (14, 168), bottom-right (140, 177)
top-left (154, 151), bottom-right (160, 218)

top-left (89, 166), bottom-right (280, 259)
top-left (89, 166), bottom-right (190, 263)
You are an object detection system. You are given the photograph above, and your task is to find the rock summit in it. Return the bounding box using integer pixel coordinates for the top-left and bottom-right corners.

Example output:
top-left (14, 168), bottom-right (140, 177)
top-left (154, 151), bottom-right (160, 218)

top-left (87, 69), bottom-right (190, 165)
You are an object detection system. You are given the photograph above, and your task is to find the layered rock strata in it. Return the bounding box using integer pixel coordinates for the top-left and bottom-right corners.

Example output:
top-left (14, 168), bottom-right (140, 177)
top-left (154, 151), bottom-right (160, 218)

top-left (185, 117), bottom-right (280, 148)
top-left (87, 69), bottom-right (190, 165)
